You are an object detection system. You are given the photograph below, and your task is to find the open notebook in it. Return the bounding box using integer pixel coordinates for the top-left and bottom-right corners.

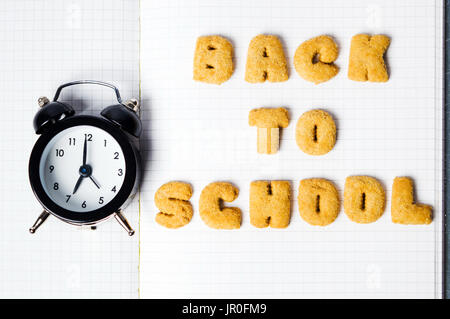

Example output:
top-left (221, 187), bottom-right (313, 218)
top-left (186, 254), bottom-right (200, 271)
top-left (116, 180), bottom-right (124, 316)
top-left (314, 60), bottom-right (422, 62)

top-left (139, 0), bottom-right (444, 298)
top-left (0, 0), bottom-right (444, 299)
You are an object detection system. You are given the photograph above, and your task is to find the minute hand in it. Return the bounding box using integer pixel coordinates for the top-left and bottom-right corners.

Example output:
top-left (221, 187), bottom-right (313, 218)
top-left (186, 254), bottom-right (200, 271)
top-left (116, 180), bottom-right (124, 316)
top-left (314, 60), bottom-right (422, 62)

top-left (83, 135), bottom-right (87, 165)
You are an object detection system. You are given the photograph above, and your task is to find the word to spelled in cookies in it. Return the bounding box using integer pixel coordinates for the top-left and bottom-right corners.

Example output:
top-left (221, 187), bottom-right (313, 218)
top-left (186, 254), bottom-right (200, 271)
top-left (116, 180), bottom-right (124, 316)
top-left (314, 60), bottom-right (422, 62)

top-left (193, 34), bottom-right (390, 85)
top-left (154, 178), bottom-right (432, 229)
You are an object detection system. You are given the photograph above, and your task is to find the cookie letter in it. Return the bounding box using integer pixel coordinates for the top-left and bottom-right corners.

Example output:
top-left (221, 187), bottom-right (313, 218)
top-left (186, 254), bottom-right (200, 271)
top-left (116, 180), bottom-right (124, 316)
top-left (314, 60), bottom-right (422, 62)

top-left (155, 182), bottom-right (193, 228)
top-left (250, 181), bottom-right (291, 228)
top-left (249, 107), bottom-right (289, 154)
top-left (193, 35), bottom-right (234, 85)
top-left (294, 35), bottom-right (339, 84)
top-left (295, 109), bottom-right (336, 155)
top-left (344, 176), bottom-right (385, 223)
top-left (245, 35), bottom-right (288, 83)
top-left (348, 34), bottom-right (390, 82)
top-left (391, 177), bottom-right (432, 225)
top-left (199, 182), bottom-right (241, 229)
top-left (298, 178), bottom-right (340, 226)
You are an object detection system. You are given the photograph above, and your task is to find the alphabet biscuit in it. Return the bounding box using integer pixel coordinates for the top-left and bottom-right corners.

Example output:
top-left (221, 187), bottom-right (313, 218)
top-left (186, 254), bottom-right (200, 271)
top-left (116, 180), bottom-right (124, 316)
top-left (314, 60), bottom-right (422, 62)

top-left (295, 109), bottom-right (336, 155)
top-left (155, 181), bottom-right (193, 228)
top-left (249, 107), bottom-right (289, 154)
top-left (391, 177), bottom-right (432, 225)
top-left (344, 176), bottom-right (385, 224)
top-left (294, 35), bottom-right (339, 84)
top-left (245, 34), bottom-right (288, 83)
top-left (193, 35), bottom-right (234, 85)
top-left (250, 181), bottom-right (291, 228)
top-left (298, 178), bottom-right (340, 226)
top-left (199, 182), bottom-right (241, 229)
top-left (348, 34), bottom-right (390, 82)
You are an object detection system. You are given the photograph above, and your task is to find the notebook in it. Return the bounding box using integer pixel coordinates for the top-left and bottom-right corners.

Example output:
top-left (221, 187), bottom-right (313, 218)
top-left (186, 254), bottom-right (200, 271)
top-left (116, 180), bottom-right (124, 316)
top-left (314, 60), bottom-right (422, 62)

top-left (0, 0), bottom-right (444, 299)
top-left (0, 0), bottom-right (140, 298)
top-left (139, 0), bottom-right (444, 298)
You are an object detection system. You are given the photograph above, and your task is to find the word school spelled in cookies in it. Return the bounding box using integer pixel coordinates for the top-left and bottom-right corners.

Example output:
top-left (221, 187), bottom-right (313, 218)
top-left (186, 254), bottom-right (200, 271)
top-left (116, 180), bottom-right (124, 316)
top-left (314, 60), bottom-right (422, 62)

top-left (154, 178), bottom-right (432, 229)
top-left (152, 33), bottom-right (432, 229)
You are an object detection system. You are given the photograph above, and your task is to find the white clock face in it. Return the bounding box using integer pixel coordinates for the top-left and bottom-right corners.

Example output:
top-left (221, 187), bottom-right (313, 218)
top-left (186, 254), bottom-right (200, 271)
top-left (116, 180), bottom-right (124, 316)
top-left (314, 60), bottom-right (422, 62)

top-left (39, 125), bottom-right (126, 212)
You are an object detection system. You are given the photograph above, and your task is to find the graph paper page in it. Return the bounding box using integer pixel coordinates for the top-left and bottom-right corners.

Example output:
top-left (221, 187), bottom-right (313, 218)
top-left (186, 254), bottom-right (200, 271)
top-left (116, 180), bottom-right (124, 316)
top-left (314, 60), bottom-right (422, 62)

top-left (0, 0), bottom-right (140, 298)
top-left (140, 0), bottom-right (443, 298)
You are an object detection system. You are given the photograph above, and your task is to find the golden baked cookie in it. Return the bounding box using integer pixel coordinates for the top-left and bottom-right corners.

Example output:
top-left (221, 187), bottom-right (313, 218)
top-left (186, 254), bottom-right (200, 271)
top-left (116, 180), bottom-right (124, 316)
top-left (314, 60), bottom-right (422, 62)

top-left (250, 181), bottom-right (291, 228)
top-left (295, 109), bottom-right (336, 155)
top-left (245, 34), bottom-right (288, 83)
top-left (344, 176), bottom-right (385, 223)
top-left (391, 177), bottom-right (432, 225)
top-left (348, 34), bottom-right (390, 82)
top-left (154, 181), bottom-right (193, 228)
top-left (294, 35), bottom-right (339, 84)
top-left (248, 107), bottom-right (289, 154)
top-left (193, 35), bottom-right (234, 85)
top-left (298, 178), bottom-right (340, 226)
top-left (199, 182), bottom-right (241, 229)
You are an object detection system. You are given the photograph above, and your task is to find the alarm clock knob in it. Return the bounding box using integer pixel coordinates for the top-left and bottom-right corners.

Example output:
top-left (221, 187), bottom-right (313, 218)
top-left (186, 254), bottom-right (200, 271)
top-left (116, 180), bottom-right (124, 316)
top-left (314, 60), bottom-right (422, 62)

top-left (33, 97), bottom-right (75, 134)
top-left (100, 99), bottom-right (142, 137)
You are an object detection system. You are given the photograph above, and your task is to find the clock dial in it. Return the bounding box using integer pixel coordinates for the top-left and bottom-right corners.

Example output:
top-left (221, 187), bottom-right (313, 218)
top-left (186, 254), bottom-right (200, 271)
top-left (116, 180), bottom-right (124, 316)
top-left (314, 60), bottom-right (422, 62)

top-left (38, 125), bottom-right (126, 212)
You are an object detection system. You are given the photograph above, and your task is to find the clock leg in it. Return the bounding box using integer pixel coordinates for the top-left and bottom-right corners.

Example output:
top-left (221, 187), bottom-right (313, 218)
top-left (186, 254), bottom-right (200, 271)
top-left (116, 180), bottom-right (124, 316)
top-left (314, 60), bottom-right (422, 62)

top-left (29, 210), bottom-right (50, 234)
top-left (114, 210), bottom-right (135, 236)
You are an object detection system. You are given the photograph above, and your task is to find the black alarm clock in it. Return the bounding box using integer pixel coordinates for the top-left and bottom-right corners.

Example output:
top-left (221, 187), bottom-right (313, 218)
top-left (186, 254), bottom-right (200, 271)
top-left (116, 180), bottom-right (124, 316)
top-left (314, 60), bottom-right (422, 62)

top-left (28, 80), bottom-right (141, 236)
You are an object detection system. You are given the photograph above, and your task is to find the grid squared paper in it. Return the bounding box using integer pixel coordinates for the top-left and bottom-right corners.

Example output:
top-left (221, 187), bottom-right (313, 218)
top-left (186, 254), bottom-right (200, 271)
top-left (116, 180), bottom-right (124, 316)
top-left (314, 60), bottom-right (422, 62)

top-left (139, 0), bottom-right (444, 298)
top-left (0, 0), bottom-right (140, 298)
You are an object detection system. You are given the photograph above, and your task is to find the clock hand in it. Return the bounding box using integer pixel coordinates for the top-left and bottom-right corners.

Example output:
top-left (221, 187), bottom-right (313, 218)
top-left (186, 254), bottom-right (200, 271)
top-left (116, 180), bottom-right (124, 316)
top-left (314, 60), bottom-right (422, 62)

top-left (83, 134), bottom-right (87, 166)
top-left (72, 175), bottom-right (84, 194)
top-left (89, 175), bottom-right (101, 189)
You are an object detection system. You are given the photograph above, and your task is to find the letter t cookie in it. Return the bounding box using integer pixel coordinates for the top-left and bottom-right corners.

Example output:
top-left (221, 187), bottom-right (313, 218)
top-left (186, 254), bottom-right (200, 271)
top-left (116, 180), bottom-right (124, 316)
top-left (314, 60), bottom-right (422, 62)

top-left (249, 107), bottom-right (289, 154)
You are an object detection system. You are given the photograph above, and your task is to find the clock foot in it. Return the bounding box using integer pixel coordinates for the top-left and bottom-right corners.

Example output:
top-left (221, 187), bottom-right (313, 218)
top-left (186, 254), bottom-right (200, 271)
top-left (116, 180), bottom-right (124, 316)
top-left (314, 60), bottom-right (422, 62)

top-left (29, 211), bottom-right (50, 234)
top-left (114, 210), bottom-right (135, 236)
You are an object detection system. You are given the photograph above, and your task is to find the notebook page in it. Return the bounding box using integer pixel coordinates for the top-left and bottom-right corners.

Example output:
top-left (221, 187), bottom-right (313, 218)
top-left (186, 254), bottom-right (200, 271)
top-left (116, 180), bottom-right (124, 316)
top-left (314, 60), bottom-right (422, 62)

top-left (0, 0), bottom-right (140, 298)
top-left (140, 0), bottom-right (443, 298)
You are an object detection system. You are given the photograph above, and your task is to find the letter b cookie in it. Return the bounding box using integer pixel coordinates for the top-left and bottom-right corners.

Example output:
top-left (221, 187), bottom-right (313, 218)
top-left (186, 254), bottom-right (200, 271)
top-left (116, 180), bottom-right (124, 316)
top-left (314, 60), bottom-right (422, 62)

top-left (193, 35), bottom-right (234, 85)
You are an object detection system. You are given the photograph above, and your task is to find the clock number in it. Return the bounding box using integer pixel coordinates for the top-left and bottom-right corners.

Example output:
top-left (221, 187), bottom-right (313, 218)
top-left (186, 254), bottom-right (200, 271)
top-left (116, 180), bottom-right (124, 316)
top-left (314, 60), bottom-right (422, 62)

top-left (104, 139), bottom-right (107, 147)
top-left (99, 197), bottom-right (104, 204)
top-left (49, 165), bottom-right (54, 173)
top-left (114, 152), bottom-right (119, 159)
top-left (68, 138), bottom-right (76, 146)
top-left (66, 195), bottom-right (71, 203)
top-left (81, 201), bottom-right (87, 208)
top-left (84, 134), bottom-right (92, 141)
top-left (55, 149), bottom-right (64, 157)
top-left (53, 182), bottom-right (59, 190)
top-left (118, 169), bottom-right (123, 176)
top-left (111, 186), bottom-right (117, 193)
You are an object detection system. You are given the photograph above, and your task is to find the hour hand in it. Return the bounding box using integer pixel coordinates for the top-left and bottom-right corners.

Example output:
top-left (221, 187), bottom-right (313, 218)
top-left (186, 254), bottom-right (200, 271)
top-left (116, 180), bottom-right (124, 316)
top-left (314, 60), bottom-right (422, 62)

top-left (72, 176), bottom-right (83, 194)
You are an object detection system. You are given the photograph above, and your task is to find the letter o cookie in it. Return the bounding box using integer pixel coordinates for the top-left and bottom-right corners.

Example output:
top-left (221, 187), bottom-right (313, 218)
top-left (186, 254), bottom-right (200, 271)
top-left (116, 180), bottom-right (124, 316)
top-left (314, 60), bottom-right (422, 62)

top-left (199, 182), bottom-right (241, 229)
top-left (298, 178), bottom-right (340, 226)
top-left (344, 176), bottom-right (385, 224)
top-left (295, 109), bottom-right (336, 155)
top-left (294, 35), bottom-right (339, 84)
